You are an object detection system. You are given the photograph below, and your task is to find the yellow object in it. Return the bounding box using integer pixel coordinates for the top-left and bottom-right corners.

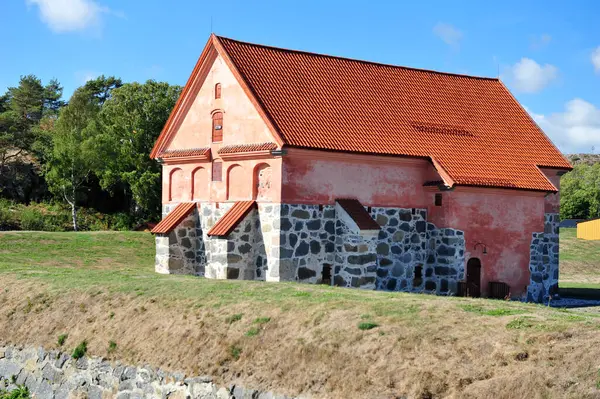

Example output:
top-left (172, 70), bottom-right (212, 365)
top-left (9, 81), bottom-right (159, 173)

top-left (577, 219), bottom-right (600, 240)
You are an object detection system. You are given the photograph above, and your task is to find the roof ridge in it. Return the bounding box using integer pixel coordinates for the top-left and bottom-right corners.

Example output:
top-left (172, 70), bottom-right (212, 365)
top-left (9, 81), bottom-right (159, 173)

top-left (216, 35), bottom-right (500, 81)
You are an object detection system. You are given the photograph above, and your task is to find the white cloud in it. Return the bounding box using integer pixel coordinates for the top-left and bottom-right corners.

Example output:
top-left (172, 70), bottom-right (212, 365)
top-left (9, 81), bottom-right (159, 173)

top-left (591, 47), bottom-right (600, 73)
top-left (26, 0), bottom-right (111, 33)
top-left (433, 23), bottom-right (463, 48)
top-left (527, 99), bottom-right (600, 154)
top-left (503, 58), bottom-right (558, 93)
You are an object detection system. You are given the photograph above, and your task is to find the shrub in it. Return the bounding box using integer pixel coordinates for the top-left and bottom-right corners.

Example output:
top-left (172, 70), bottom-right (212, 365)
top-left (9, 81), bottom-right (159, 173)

top-left (107, 340), bottom-right (117, 354)
top-left (0, 385), bottom-right (29, 399)
top-left (0, 199), bottom-right (139, 231)
top-left (57, 333), bottom-right (68, 346)
top-left (229, 345), bottom-right (242, 360)
top-left (72, 340), bottom-right (88, 359)
top-left (358, 322), bottom-right (379, 330)
top-left (19, 207), bottom-right (44, 231)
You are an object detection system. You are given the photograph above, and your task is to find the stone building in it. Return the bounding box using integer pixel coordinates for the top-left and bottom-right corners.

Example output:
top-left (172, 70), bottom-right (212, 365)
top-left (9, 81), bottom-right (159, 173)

top-left (151, 34), bottom-right (572, 302)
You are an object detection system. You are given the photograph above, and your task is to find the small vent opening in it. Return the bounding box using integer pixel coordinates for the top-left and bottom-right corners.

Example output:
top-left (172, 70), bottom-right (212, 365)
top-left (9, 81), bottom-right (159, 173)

top-left (321, 264), bottom-right (332, 286)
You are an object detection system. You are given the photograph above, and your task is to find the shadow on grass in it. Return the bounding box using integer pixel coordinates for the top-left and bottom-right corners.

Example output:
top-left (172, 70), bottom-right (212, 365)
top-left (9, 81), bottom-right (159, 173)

top-left (560, 286), bottom-right (600, 300)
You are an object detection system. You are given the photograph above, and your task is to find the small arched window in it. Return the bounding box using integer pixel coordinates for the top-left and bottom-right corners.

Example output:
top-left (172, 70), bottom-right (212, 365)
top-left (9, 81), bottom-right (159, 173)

top-left (212, 112), bottom-right (223, 142)
top-left (215, 83), bottom-right (221, 99)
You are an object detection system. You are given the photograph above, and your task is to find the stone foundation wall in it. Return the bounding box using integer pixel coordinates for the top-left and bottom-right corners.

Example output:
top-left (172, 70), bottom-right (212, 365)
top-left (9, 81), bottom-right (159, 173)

top-left (156, 202), bottom-right (466, 296)
top-left (0, 345), bottom-right (291, 399)
top-left (527, 213), bottom-right (560, 302)
top-left (200, 202), bottom-right (233, 279)
top-left (155, 207), bottom-right (204, 276)
top-left (370, 208), bottom-right (465, 294)
top-left (257, 204), bottom-right (281, 282)
top-left (276, 204), bottom-right (336, 283)
top-left (333, 206), bottom-right (378, 289)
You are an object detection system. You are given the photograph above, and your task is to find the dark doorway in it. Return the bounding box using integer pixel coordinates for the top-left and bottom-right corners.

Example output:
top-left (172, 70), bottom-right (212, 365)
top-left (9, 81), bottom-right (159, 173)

top-left (466, 258), bottom-right (482, 298)
top-left (321, 264), bottom-right (332, 286)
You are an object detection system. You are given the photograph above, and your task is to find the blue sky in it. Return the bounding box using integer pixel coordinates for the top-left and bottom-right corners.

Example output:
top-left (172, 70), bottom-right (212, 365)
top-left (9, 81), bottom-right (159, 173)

top-left (1, 0), bottom-right (599, 154)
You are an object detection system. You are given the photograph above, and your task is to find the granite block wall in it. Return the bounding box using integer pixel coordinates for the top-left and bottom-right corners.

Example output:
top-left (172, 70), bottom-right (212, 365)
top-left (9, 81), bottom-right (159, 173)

top-left (527, 213), bottom-right (560, 303)
top-left (155, 206), bottom-right (204, 276)
top-left (369, 207), bottom-right (465, 294)
top-left (156, 202), bottom-right (466, 296)
top-left (275, 204), bottom-right (336, 283)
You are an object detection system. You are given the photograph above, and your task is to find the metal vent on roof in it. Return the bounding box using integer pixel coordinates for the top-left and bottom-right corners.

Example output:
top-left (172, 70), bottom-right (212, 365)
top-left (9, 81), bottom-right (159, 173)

top-left (411, 123), bottom-right (474, 137)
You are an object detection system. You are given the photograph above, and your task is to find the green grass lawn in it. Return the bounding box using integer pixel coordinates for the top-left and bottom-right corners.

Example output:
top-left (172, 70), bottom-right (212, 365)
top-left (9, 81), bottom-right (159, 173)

top-left (1, 228), bottom-right (599, 299)
top-left (0, 231), bottom-right (461, 314)
top-left (0, 230), bottom-right (592, 315)
top-left (560, 227), bottom-right (600, 291)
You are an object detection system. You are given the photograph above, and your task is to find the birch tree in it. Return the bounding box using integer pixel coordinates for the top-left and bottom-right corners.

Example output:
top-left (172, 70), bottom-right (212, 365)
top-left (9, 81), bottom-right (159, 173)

top-left (44, 89), bottom-right (97, 230)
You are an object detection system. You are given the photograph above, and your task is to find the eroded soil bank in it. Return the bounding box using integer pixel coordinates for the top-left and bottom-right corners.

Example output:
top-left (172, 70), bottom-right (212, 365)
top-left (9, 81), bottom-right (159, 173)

top-left (2, 276), bottom-right (600, 399)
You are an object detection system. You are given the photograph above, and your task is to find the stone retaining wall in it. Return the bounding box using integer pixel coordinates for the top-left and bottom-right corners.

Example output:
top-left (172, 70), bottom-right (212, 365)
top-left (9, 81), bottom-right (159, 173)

top-left (0, 345), bottom-right (292, 399)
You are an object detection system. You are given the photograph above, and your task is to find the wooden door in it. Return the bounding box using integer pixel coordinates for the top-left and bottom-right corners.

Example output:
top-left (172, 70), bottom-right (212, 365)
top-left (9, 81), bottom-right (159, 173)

top-left (466, 258), bottom-right (481, 298)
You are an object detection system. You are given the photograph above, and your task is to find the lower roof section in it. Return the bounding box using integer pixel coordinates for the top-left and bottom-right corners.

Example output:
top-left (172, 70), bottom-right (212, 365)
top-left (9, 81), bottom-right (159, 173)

top-left (152, 202), bottom-right (197, 234)
top-left (336, 199), bottom-right (380, 231)
top-left (207, 200), bottom-right (257, 237)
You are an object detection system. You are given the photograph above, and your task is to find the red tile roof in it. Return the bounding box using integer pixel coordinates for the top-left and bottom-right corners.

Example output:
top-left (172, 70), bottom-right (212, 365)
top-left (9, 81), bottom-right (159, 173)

top-left (160, 148), bottom-right (210, 158)
top-left (218, 142), bottom-right (278, 154)
top-left (336, 199), bottom-right (380, 231)
top-left (214, 36), bottom-right (571, 191)
top-left (152, 202), bottom-right (197, 234)
top-left (207, 201), bottom-right (256, 237)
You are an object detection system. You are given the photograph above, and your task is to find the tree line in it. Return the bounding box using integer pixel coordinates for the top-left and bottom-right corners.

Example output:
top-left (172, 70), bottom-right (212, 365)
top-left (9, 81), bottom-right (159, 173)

top-left (560, 162), bottom-right (600, 221)
top-left (0, 75), bottom-right (181, 230)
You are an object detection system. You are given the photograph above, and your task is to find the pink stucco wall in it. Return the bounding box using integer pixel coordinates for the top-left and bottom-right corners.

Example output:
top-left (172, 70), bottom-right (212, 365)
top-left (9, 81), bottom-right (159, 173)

top-left (427, 187), bottom-right (546, 297)
top-left (164, 54), bottom-right (276, 151)
top-left (282, 148), bottom-right (431, 207)
top-left (162, 158), bottom-right (282, 204)
top-left (540, 168), bottom-right (562, 213)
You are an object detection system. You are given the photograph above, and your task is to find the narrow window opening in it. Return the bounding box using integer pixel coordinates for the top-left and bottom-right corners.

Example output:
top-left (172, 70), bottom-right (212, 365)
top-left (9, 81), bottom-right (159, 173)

top-left (212, 112), bottom-right (223, 142)
top-left (413, 264), bottom-right (423, 287)
top-left (367, 206), bottom-right (372, 213)
top-left (212, 161), bottom-right (222, 182)
top-left (435, 193), bottom-right (443, 207)
top-left (321, 264), bottom-right (332, 285)
top-left (318, 205), bottom-right (323, 211)
top-left (215, 83), bottom-right (221, 99)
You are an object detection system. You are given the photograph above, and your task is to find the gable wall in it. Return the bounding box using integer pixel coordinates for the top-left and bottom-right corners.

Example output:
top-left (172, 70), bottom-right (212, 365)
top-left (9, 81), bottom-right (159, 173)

top-left (165, 54), bottom-right (276, 150)
top-left (161, 53), bottom-right (283, 205)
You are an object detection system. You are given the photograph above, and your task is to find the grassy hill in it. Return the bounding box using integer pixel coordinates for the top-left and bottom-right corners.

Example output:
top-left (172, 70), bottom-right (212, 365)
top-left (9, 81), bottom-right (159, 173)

top-left (1, 231), bottom-right (600, 398)
top-left (560, 228), bottom-right (600, 287)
